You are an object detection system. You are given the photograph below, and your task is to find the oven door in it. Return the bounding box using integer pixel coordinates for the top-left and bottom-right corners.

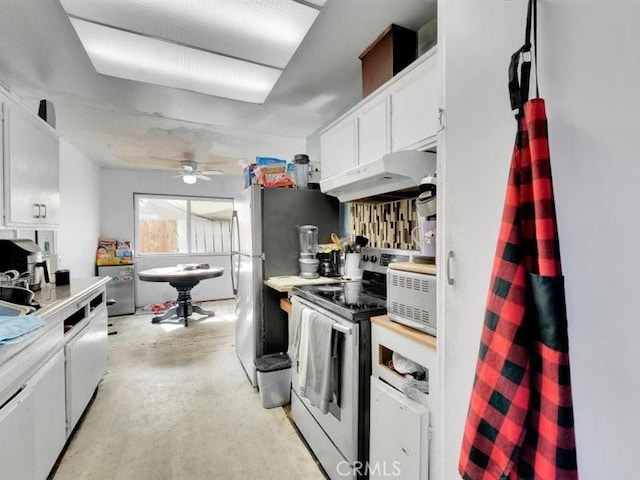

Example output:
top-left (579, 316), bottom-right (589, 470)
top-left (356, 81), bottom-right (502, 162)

top-left (291, 295), bottom-right (360, 464)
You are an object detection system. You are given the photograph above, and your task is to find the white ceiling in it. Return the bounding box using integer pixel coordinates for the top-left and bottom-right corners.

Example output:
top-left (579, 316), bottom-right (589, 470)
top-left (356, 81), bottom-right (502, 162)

top-left (0, 0), bottom-right (436, 175)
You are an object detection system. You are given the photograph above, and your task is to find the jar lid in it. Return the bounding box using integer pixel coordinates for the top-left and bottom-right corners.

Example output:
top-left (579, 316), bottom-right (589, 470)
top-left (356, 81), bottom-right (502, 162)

top-left (294, 154), bottom-right (310, 164)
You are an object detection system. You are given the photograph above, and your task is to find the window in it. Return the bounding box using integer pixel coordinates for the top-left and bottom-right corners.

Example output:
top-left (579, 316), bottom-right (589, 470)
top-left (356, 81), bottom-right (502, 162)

top-left (135, 194), bottom-right (233, 255)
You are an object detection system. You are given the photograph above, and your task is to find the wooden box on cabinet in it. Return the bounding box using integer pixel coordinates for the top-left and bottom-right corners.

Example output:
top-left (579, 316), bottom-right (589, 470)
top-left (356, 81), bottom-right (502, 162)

top-left (359, 24), bottom-right (417, 98)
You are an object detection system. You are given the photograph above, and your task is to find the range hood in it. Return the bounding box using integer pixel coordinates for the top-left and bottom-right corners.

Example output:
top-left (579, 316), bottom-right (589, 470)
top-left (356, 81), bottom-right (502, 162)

top-left (320, 150), bottom-right (437, 202)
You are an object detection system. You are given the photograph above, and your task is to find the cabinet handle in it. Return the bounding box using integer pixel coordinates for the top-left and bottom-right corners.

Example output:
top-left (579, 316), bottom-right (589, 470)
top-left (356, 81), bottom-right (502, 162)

top-left (41, 204), bottom-right (47, 218)
top-left (32, 204), bottom-right (41, 218)
top-left (446, 250), bottom-right (455, 285)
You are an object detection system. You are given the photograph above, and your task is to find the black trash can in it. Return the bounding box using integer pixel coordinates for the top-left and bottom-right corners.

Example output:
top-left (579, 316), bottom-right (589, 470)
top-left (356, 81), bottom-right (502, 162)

top-left (255, 352), bottom-right (292, 409)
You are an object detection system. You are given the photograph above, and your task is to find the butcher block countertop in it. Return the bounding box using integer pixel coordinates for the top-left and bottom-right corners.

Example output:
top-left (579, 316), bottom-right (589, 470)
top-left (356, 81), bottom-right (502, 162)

top-left (388, 262), bottom-right (437, 275)
top-left (264, 275), bottom-right (343, 292)
top-left (371, 315), bottom-right (437, 349)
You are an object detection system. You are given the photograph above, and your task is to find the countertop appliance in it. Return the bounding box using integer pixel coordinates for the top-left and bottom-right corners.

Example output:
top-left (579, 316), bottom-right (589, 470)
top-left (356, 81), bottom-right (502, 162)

top-left (298, 225), bottom-right (319, 278)
top-left (97, 264), bottom-right (135, 316)
top-left (291, 247), bottom-right (414, 480)
top-left (232, 185), bottom-right (340, 387)
top-left (0, 239), bottom-right (50, 291)
top-left (387, 268), bottom-right (437, 335)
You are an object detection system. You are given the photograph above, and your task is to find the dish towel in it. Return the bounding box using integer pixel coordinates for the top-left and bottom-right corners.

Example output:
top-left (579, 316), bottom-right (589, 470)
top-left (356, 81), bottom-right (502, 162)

top-left (0, 315), bottom-right (45, 345)
top-left (297, 308), bottom-right (312, 393)
top-left (459, 1), bottom-right (578, 479)
top-left (287, 296), bottom-right (305, 361)
top-left (300, 310), bottom-right (334, 414)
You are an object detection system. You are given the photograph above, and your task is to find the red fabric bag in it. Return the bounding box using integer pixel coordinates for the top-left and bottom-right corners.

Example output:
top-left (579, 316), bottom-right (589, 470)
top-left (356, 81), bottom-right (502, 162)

top-left (458, 2), bottom-right (578, 479)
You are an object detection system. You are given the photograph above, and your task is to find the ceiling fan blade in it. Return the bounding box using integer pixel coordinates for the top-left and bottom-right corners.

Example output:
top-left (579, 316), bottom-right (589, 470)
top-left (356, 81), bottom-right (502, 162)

top-left (171, 174), bottom-right (185, 179)
top-left (196, 174), bottom-right (212, 181)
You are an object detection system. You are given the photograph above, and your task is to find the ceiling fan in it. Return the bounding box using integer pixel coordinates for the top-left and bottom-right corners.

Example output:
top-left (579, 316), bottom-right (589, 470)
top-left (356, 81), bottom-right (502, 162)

top-left (173, 160), bottom-right (219, 184)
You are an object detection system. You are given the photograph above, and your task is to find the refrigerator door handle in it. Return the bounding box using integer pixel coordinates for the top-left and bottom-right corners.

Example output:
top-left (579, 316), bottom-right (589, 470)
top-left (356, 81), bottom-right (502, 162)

top-left (231, 210), bottom-right (239, 295)
top-left (231, 252), bottom-right (238, 296)
top-left (231, 209), bottom-right (240, 253)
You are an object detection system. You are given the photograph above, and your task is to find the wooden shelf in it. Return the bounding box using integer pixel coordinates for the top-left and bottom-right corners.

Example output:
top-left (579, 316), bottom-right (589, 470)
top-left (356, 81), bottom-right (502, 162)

top-left (371, 315), bottom-right (436, 349)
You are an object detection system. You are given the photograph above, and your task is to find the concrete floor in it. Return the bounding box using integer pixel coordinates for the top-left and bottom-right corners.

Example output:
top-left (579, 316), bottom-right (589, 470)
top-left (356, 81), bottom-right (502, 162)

top-left (52, 300), bottom-right (326, 480)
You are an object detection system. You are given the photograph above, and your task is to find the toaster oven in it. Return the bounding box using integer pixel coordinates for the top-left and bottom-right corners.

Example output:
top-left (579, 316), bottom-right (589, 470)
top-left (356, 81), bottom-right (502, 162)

top-left (386, 269), bottom-right (437, 335)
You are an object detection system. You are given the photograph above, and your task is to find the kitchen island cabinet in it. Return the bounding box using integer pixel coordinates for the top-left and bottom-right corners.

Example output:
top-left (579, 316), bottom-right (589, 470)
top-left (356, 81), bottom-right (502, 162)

top-left (0, 277), bottom-right (109, 480)
top-left (0, 87), bottom-right (60, 229)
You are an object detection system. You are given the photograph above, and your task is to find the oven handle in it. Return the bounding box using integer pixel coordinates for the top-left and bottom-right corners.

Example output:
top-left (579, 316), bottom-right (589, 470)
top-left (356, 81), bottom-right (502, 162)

top-left (332, 323), bottom-right (352, 336)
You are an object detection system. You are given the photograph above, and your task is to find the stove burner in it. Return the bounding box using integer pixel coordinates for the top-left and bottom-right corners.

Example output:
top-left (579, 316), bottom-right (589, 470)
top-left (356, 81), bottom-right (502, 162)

top-left (331, 293), bottom-right (385, 310)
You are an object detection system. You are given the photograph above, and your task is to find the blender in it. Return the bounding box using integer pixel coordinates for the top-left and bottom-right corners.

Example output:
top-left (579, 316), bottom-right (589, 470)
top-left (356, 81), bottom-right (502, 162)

top-left (298, 225), bottom-right (319, 278)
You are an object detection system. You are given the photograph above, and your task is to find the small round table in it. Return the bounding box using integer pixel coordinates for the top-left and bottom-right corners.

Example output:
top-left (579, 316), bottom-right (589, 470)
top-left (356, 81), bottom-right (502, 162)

top-left (138, 266), bottom-right (225, 326)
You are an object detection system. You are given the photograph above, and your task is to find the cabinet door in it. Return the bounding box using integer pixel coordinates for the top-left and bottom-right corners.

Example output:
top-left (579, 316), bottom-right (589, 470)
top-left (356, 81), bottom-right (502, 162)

top-left (32, 351), bottom-right (66, 480)
top-left (390, 55), bottom-right (439, 151)
top-left (4, 102), bottom-right (59, 228)
top-left (65, 307), bottom-right (108, 434)
top-left (369, 377), bottom-right (429, 480)
top-left (0, 386), bottom-right (35, 480)
top-left (320, 116), bottom-right (357, 179)
top-left (358, 98), bottom-right (389, 165)
top-left (35, 132), bottom-right (60, 228)
top-left (90, 305), bottom-right (109, 385)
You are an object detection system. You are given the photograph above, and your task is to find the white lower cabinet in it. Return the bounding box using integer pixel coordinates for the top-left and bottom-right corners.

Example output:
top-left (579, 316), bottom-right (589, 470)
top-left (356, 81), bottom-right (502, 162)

top-left (65, 305), bottom-right (108, 434)
top-left (0, 281), bottom-right (108, 480)
top-left (0, 386), bottom-right (36, 480)
top-left (33, 351), bottom-right (66, 480)
top-left (0, 349), bottom-right (66, 480)
top-left (369, 377), bottom-right (430, 480)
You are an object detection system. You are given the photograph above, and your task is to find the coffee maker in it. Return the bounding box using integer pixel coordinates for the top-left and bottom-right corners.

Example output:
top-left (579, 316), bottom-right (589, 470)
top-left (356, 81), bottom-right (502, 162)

top-left (0, 239), bottom-right (50, 291)
top-left (413, 173), bottom-right (437, 258)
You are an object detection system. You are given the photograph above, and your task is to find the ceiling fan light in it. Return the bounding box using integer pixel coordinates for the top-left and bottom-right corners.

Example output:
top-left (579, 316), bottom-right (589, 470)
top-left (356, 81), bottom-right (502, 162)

top-left (183, 174), bottom-right (197, 184)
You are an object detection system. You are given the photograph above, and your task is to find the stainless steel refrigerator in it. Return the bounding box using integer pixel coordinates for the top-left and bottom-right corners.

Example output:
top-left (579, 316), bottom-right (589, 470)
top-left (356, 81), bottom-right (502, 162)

top-left (232, 185), bottom-right (340, 386)
top-left (97, 264), bottom-right (136, 316)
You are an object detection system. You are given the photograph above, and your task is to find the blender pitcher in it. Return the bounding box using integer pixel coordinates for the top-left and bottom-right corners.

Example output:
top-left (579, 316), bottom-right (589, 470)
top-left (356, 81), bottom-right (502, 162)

top-left (298, 225), bottom-right (319, 278)
top-left (298, 225), bottom-right (318, 257)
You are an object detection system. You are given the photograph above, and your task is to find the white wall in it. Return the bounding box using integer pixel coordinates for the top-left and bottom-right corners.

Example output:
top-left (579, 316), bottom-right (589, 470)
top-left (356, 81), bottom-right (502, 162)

top-left (100, 168), bottom-right (244, 306)
top-left (57, 139), bottom-right (101, 277)
top-left (440, 1), bottom-right (640, 479)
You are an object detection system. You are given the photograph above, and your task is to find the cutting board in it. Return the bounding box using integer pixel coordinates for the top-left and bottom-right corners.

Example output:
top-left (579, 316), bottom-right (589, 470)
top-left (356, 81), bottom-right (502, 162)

top-left (388, 262), bottom-right (437, 275)
top-left (264, 275), bottom-right (341, 292)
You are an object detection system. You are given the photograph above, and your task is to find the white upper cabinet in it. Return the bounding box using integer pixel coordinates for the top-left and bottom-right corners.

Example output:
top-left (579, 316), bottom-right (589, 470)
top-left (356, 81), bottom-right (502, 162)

top-left (319, 115), bottom-right (357, 179)
top-left (390, 54), bottom-right (439, 151)
top-left (358, 97), bottom-right (390, 165)
top-left (319, 49), bottom-right (438, 180)
top-left (2, 97), bottom-right (60, 228)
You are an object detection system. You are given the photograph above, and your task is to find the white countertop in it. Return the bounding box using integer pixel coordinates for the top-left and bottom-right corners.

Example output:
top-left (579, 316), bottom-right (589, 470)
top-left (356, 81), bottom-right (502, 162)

top-left (0, 277), bottom-right (110, 366)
